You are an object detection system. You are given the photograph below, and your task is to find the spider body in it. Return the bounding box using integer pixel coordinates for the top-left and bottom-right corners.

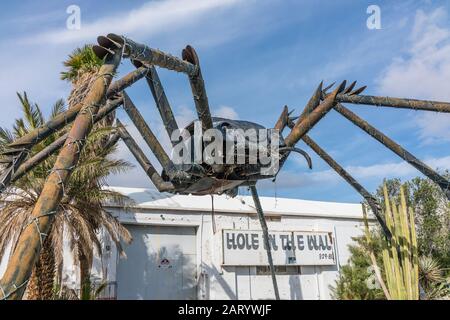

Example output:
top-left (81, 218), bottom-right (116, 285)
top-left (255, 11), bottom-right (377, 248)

top-left (161, 117), bottom-right (289, 196)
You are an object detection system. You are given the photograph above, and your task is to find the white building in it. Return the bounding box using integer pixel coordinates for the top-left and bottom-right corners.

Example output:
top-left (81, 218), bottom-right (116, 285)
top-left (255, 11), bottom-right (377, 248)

top-left (0, 186), bottom-right (372, 300)
top-left (86, 187), bottom-right (372, 300)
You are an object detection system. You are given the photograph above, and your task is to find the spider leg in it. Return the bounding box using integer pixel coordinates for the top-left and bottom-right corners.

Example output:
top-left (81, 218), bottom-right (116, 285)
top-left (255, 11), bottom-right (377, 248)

top-left (182, 45), bottom-right (214, 131)
top-left (275, 80), bottom-right (356, 177)
top-left (334, 103), bottom-right (450, 200)
top-left (122, 91), bottom-right (172, 170)
top-left (122, 92), bottom-right (190, 182)
top-left (275, 81), bottom-right (346, 174)
top-left (302, 134), bottom-right (392, 239)
top-left (296, 81), bottom-right (323, 124)
top-left (274, 106), bottom-right (298, 134)
top-left (249, 185), bottom-right (280, 300)
top-left (116, 119), bottom-right (174, 192)
top-left (0, 96), bottom-right (124, 193)
top-left (0, 67), bottom-right (143, 195)
top-left (274, 105), bottom-right (290, 132)
top-left (336, 92), bottom-right (450, 113)
top-left (284, 80), bottom-right (347, 147)
top-left (132, 61), bottom-right (179, 145)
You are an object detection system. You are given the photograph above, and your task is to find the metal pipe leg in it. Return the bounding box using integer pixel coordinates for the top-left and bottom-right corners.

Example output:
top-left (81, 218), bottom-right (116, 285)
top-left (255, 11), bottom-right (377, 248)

top-left (0, 46), bottom-right (122, 300)
top-left (334, 103), bottom-right (450, 199)
top-left (336, 93), bottom-right (450, 113)
top-left (11, 134), bottom-right (67, 183)
top-left (122, 91), bottom-right (172, 169)
top-left (284, 81), bottom-right (346, 147)
top-left (103, 34), bottom-right (198, 75)
top-left (4, 97), bottom-right (124, 190)
top-left (249, 185), bottom-right (280, 300)
top-left (182, 46), bottom-right (214, 131)
top-left (133, 61), bottom-right (179, 144)
top-left (122, 92), bottom-right (190, 182)
top-left (296, 81), bottom-right (323, 124)
top-left (116, 120), bottom-right (174, 192)
top-left (274, 106), bottom-right (291, 133)
top-left (0, 67), bottom-right (143, 194)
top-left (302, 134), bottom-right (391, 239)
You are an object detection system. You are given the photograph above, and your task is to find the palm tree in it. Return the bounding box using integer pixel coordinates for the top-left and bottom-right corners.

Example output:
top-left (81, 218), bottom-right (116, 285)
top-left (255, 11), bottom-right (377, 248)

top-left (0, 91), bottom-right (131, 299)
top-left (60, 45), bottom-right (124, 296)
top-left (61, 45), bottom-right (115, 126)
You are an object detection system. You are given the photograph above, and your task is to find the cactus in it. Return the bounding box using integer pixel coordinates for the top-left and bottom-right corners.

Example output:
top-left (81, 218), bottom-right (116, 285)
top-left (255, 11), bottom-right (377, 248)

top-left (363, 184), bottom-right (419, 300)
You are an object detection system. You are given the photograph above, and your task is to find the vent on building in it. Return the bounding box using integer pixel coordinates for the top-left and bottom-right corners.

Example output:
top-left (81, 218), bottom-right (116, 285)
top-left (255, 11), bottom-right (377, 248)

top-left (256, 265), bottom-right (301, 275)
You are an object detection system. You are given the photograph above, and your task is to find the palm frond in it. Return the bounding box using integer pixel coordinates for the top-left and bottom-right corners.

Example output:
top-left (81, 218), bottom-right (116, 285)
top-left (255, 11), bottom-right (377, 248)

top-left (60, 45), bottom-right (103, 82)
top-left (51, 99), bottom-right (66, 119)
top-left (16, 92), bottom-right (43, 129)
top-left (12, 118), bottom-right (27, 138)
top-left (0, 127), bottom-right (13, 149)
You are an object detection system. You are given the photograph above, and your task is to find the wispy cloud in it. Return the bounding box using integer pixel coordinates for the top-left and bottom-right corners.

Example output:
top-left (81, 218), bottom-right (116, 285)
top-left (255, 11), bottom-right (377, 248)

top-left (377, 7), bottom-right (450, 144)
top-left (260, 155), bottom-right (450, 191)
top-left (24, 0), bottom-right (244, 45)
top-left (214, 105), bottom-right (239, 119)
top-left (0, 0), bottom-right (252, 128)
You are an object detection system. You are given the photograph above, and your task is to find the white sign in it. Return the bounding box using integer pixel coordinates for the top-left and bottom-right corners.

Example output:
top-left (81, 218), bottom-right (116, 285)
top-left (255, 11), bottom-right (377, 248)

top-left (222, 229), bottom-right (336, 266)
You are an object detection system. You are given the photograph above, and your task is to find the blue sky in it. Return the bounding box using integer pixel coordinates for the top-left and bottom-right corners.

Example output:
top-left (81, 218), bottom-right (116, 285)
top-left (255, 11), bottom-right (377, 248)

top-left (0, 0), bottom-right (449, 203)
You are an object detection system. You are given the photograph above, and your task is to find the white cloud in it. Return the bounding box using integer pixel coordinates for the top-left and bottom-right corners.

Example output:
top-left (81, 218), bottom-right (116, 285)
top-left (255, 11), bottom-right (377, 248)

top-left (214, 105), bottom-right (239, 119)
top-left (0, 0), bottom-right (253, 128)
top-left (346, 155), bottom-right (450, 180)
top-left (174, 105), bottom-right (197, 129)
top-left (260, 155), bottom-right (450, 191)
top-left (25, 0), bottom-right (243, 45)
top-left (377, 7), bottom-right (450, 144)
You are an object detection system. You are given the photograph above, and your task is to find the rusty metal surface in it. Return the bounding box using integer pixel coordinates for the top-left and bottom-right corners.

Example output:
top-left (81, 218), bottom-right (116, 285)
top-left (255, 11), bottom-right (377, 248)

top-left (141, 65), bottom-right (179, 142)
top-left (284, 81), bottom-right (346, 147)
top-left (0, 47), bottom-right (122, 300)
top-left (11, 134), bottom-right (68, 184)
top-left (107, 66), bottom-right (149, 97)
top-left (296, 82), bottom-right (323, 124)
top-left (274, 105), bottom-right (290, 132)
top-left (336, 93), bottom-right (450, 113)
top-left (334, 103), bottom-right (450, 199)
top-left (0, 68), bottom-right (144, 194)
top-left (116, 120), bottom-right (174, 192)
top-left (6, 69), bottom-right (144, 151)
top-left (102, 34), bottom-right (198, 76)
top-left (122, 92), bottom-right (171, 170)
top-left (250, 185), bottom-right (280, 300)
top-left (0, 97), bottom-right (124, 194)
top-left (182, 46), bottom-right (213, 131)
top-left (302, 134), bottom-right (391, 238)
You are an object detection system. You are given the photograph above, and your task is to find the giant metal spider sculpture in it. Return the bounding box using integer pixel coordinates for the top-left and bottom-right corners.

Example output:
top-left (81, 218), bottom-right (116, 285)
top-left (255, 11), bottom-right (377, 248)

top-left (0, 34), bottom-right (449, 300)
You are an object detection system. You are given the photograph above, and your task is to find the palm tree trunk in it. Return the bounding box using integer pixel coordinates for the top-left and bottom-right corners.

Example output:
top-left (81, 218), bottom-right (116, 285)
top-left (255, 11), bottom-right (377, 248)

top-left (26, 237), bottom-right (55, 300)
top-left (79, 252), bottom-right (91, 299)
